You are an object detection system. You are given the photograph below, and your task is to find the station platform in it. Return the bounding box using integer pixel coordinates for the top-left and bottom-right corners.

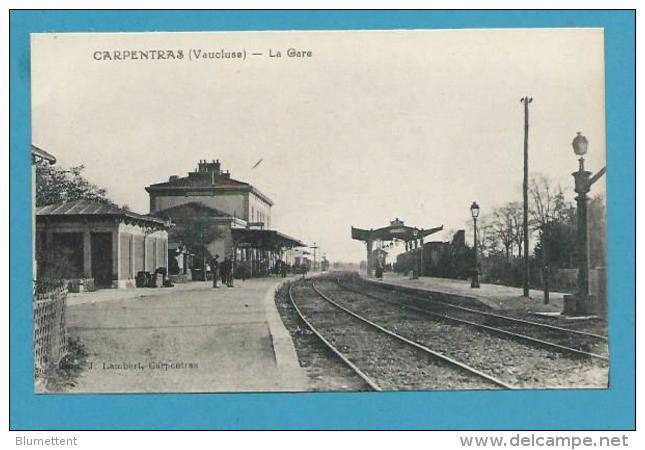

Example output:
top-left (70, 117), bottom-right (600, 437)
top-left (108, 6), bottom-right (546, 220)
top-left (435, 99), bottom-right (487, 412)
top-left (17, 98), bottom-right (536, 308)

top-left (64, 277), bottom-right (309, 393)
top-left (362, 272), bottom-right (566, 313)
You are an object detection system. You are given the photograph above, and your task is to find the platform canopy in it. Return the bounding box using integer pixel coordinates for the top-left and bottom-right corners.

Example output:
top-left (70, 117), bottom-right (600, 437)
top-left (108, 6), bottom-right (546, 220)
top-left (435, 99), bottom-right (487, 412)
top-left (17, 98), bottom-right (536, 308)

top-left (231, 228), bottom-right (306, 252)
top-left (351, 218), bottom-right (443, 242)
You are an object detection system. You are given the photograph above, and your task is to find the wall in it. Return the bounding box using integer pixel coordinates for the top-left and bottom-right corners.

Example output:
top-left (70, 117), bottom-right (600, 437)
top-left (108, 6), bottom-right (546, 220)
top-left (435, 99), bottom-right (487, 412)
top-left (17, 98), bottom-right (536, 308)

top-left (117, 223), bottom-right (168, 287)
top-left (248, 192), bottom-right (272, 229)
top-left (133, 235), bottom-right (144, 273)
top-left (119, 234), bottom-right (131, 280)
top-left (152, 193), bottom-right (247, 219)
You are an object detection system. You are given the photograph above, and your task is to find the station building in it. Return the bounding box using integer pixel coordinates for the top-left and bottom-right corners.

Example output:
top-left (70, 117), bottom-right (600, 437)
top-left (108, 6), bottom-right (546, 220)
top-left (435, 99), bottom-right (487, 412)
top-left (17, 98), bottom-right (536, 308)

top-left (146, 159), bottom-right (272, 227)
top-left (36, 199), bottom-right (169, 289)
top-left (146, 159), bottom-right (304, 278)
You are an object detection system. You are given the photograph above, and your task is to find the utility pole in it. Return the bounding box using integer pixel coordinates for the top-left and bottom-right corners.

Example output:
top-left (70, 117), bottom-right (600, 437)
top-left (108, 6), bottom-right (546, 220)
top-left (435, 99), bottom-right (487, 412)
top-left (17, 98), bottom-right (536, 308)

top-left (521, 96), bottom-right (533, 297)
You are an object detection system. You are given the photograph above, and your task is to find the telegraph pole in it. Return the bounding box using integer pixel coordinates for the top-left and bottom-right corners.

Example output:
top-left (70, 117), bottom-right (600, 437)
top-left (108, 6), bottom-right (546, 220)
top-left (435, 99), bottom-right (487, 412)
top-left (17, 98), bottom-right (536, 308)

top-left (521, 96), bottom-right (533, 297)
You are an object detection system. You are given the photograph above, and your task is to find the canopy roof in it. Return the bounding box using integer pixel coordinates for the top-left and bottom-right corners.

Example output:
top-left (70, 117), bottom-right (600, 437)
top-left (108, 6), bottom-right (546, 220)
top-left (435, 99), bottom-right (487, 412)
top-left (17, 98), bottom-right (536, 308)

top-left (231, 228), bottom-right (306, 251)
top-left (351, 218), bottom-right (443, 242)
top-left (37, 199), bottom-right (167, 228)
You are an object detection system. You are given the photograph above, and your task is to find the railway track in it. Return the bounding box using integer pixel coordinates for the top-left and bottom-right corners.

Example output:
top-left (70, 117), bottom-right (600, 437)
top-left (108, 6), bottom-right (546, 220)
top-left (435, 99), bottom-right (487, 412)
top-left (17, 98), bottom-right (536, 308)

top-left (338, 278), bottom-right (608, 362)
top-left (287, 280), bottom-right (513, 391)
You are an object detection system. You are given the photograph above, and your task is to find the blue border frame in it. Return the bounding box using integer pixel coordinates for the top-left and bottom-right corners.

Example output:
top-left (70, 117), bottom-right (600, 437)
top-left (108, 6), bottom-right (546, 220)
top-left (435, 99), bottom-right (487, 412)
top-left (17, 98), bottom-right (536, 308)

top-left (10, 10), bottom-right (635, 430)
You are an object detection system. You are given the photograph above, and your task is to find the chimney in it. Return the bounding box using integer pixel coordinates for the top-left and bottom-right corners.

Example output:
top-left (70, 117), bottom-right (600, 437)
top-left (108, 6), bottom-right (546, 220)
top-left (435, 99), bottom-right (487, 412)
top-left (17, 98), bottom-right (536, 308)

top-left (197, 159), bottom-right (221, 175)
top-left (169, 175), bottom-right (179, 182)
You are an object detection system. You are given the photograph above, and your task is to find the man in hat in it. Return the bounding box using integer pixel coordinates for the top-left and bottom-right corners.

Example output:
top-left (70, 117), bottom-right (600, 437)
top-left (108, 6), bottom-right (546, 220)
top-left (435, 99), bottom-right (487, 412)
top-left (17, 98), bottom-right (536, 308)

top-left (211, 254), bottom-right (220, 288)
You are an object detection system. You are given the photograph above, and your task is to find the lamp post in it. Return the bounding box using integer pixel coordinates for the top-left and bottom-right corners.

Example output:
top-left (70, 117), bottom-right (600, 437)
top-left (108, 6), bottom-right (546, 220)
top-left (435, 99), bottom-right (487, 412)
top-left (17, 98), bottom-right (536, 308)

top-left (470, 201), bottom-right (481, 288)
top-left (570, 132), bottom-right (606, 315)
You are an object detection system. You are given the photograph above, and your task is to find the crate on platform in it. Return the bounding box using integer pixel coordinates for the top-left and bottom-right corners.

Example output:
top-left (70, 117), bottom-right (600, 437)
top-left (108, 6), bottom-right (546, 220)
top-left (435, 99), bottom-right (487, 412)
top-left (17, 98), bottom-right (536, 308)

top-left (148, 273), bottom-right (163, 288)
top-left (169, 273), bottom-right (191, 284)
top-left (65, 278), bottom-right (95, 293)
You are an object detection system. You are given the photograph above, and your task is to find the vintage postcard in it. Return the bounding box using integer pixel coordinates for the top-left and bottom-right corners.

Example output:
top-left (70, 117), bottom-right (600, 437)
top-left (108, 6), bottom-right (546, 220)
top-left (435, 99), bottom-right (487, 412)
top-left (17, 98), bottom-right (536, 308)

top-left (31, 29), bottom-right (608, 394)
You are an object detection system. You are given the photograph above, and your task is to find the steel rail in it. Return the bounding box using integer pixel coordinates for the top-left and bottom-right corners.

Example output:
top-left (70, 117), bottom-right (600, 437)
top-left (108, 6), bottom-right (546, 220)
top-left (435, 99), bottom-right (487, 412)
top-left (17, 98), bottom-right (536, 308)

top-left (337, 280), bottom-right (608, 362)
top-left (360, 279), bottom-right (607, 341)
top-left (287, 283), bottom-right (382, 391)
top-left (311, 281), bottom-right (514, 390)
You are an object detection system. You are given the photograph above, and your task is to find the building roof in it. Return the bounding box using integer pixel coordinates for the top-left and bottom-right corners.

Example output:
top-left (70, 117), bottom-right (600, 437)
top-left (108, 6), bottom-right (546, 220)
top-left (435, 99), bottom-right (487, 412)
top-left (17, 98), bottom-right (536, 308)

top-left (351, 220), bottom-right (444, 242)
top-left (37, 199), bottom-right (167, 227)
top-left (232, 228), bottom-right (306, 250)
top-left (147, 174), bottom-right (248, 189)
top-left (146, 160), bottom-right (274, 206)
top-left (31, 145), bottom-right (56, 164)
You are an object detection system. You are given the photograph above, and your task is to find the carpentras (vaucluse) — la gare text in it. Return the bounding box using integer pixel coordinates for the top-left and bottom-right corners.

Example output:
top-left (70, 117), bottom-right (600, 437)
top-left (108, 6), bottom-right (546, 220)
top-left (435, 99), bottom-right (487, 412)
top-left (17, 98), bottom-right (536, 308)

top-left (92, 47), bottom-right (313, 61)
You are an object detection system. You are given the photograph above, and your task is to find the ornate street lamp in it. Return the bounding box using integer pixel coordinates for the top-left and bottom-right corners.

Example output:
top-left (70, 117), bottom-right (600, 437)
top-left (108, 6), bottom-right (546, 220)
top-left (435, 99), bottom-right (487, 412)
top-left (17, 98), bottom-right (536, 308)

top-left (572, 132), bottom-right (588, 156)
top-left (470, 202), bottom-right (481, 288)
top-left (568, 132), bottom-right (605, 315)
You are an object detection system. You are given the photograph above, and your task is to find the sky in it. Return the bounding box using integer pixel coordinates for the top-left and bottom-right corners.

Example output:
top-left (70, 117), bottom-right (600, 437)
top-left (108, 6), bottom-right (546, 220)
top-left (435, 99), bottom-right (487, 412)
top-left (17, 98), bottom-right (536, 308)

top-left (31, 29), bottom-right (606, 263)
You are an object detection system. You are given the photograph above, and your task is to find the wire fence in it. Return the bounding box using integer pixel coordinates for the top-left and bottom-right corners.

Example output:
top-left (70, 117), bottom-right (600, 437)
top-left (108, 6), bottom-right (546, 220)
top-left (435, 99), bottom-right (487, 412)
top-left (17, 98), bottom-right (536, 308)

top-left (33, 279), bottom-right (68, 379)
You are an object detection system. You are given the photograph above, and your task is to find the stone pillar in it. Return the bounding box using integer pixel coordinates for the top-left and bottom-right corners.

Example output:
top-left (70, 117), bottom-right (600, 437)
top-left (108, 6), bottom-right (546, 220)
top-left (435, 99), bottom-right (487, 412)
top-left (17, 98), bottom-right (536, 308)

top-left (129, 235), bottom-right (135, 278)
top-left (142, 234), bottom-right (147, 272)
top-left (83, 230), bottom-right (92, 278)
top-left (112, 227), bottom-right (120, 287)
top-left (164, 236), bottom-right (168, 272)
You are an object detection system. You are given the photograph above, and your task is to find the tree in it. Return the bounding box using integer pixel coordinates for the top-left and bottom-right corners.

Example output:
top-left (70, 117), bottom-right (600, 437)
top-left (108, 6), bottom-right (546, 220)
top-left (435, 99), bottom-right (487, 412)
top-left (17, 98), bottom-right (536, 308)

top-left (506, 201), bottom-right (525, 258)
top-left (169, 219), bottom-right (222, 272)
top-left (156, 204), bottom-right (225, 272)
top-left (490, 204), bottom-right (517, 261)
top-left (471, 217), bottom-right (500, 258)
top-left (588, 194), bottom-right (608, 268)
top-left (35, 159), bottom-right (115, 207)
top-left (529, 175), bottom-right (569, 228)
top-left (529, 175), bottom-right (573, 303)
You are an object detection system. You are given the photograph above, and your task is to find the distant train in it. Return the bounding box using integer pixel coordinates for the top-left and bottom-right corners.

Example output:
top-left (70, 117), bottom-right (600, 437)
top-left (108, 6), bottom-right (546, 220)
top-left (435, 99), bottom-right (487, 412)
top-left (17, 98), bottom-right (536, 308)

top-left (293, 256), bottom-right (312, 274)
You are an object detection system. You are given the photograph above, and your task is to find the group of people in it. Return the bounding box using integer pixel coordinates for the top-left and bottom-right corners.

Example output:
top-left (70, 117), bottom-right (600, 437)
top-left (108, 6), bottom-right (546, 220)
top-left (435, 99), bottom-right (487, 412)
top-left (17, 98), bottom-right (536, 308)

top-left (210, 254), bottom-right (235, 288)
top-left (209, 255), bottom-right (297, 287)
top-left (273, 260), bottom-right (289, 278)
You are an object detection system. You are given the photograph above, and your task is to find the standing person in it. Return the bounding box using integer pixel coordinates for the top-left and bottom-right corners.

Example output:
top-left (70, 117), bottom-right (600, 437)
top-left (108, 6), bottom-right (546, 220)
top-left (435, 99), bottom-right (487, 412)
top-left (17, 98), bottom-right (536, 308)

top-left (227, 253), bottom-right (235, 287)
top-left (375, 257), bottom-right (384, 279)
top-left (281, 260), bottom-right (287, 278)
top-left (211, 254), bottom-right (220, 288)
top-left (221, 256), bottom-right (230, 287)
